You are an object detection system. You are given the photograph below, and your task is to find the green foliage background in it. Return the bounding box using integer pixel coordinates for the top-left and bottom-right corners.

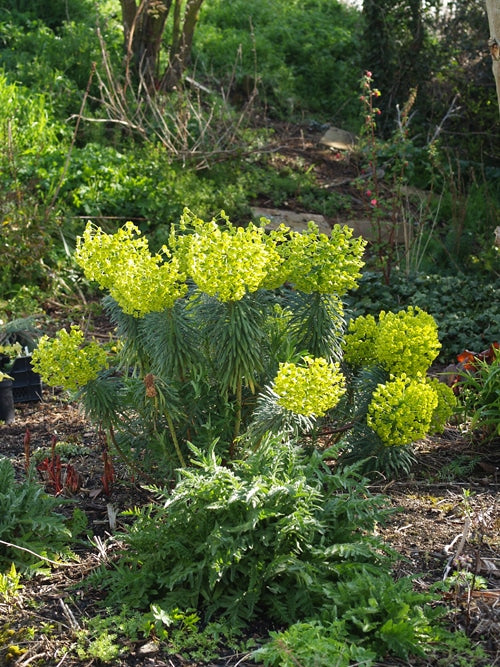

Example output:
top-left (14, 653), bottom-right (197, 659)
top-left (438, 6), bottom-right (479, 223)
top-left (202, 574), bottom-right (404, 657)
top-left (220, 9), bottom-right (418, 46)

top-left (0, 0), bottom-right (498, 316)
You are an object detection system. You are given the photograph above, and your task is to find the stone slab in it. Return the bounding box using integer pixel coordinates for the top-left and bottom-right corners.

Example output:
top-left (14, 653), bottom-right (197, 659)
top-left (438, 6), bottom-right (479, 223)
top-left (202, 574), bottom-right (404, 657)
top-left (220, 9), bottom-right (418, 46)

top-left (251, 207), bottom-right (404, 243)
top-left (319, 126), bottom-right (357, 150)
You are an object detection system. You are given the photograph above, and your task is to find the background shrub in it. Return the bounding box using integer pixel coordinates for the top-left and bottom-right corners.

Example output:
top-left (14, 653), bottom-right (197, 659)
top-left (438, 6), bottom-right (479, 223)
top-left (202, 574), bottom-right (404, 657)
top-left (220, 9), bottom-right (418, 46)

top-left (194, 0), bottom-right (362, 123)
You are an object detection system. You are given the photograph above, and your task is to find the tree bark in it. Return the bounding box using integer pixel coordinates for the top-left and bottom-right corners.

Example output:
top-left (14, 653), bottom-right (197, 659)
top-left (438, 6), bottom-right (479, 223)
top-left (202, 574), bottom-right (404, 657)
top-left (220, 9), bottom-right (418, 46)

top-left (160, 0), bottom-right (204, 91)
top-left (120, 0), bottom-right (172, 86)
top-left (119, 0), bottom-right (204, 92)
top-left (485, 0), bottom-right (500, 115)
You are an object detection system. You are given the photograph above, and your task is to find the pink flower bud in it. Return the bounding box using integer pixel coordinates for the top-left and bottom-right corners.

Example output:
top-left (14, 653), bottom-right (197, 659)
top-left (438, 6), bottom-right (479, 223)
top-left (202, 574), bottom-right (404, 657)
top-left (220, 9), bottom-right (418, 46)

top-left (370, 199), bottom-right (378, 207)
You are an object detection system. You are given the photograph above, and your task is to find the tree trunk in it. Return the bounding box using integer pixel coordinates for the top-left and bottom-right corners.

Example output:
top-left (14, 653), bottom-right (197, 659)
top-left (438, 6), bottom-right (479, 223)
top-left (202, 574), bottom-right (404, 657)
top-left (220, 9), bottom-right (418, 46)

top-left (119, 0), bottom-right (204, 92)
top-left (486, 0), bottom-right (500, 115)
top-left (159, 0), bottom-right (204, 91)
top-left (120, 0), bottom-right (171, 86)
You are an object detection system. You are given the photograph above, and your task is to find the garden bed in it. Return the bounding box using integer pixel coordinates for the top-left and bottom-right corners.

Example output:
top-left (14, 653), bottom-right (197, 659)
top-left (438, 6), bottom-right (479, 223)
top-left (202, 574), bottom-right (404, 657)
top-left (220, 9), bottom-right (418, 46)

top-left (0, 393), bottom-right (498, 666)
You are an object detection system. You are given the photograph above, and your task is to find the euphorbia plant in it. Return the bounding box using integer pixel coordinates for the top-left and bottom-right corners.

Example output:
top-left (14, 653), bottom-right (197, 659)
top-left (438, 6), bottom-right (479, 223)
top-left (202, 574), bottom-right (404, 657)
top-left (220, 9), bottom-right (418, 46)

top-left (32, 210), bottom-right (455, 480)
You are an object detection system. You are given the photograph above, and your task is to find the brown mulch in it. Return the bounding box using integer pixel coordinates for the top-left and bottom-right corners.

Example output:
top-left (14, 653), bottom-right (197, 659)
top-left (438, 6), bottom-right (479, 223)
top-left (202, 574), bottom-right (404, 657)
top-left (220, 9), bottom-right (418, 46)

top-left (1, 393), bottom-right (499, 667)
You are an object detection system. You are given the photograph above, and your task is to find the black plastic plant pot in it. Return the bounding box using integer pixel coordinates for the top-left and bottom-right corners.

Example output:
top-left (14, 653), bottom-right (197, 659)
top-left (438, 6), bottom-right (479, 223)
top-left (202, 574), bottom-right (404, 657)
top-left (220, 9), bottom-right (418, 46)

top-left (10, 356), bottom-right (43, 403)
top-left (0, 379), bottom-right (15, 424)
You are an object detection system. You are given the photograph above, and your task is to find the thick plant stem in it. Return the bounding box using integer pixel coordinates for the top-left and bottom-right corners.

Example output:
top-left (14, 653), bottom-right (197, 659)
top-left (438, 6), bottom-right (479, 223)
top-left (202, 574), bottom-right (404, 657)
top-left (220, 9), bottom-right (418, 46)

top-left (231, 378), bottom-right (243, 458)
top-left (165, 410), bottom-right (186, 467)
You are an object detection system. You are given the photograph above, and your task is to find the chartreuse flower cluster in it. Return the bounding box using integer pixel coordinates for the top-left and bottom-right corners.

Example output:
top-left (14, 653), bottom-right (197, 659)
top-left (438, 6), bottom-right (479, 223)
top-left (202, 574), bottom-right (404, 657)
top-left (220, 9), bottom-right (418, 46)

top-left (268, 222), bottom-right (366, 296)
top-left (31, 326), bottom-right (108, 391)
top-left (172, 213), bottom-right (282, 302)
top-left (170, 211), bottom-right (366, 299)
top-left (344, 307), bottom-right (456, 446)
top-left (75, 212), bottom-right (367, 312)
top-left (343, 306), bottom-right (441, 376)
top-left (426, 377), bottom-right (457, 434)
top-left (367, 374), bottom-right (438, 447)
top-left (341, 313), bottom-right (378, 368)
top-left (273, 356), bottom-right (346, 417)
top-left (75, 222), bottom-right (187, 317)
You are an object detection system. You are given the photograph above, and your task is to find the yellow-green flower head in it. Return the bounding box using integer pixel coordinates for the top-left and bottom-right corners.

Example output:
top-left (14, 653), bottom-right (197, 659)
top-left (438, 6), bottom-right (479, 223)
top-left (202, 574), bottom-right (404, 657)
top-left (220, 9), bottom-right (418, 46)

top-left (272, 222), bottom-right (366, 295)
top-left (273, 356), bottom-right (346, 417)
top-left (343, 307), bottom-right (441, 376)
top-left (75, 222), bottom-right (187, 316)
top-left (258, 223), bottom-right (291, 290)
top-left (426, 377), bottom-right (457, 434)
top-left (180, 217), bottom-right (281, 302)
top-left (375, 307), bottom-right (441, 375)
top-left (367, 373), bottom-right (439, 447)
top-left (31, 326), bottom-right (108, 391)
top-left (75, 221), bottom-right (147, 289)
top-left (342, 314), bottom-right (378, 366)
top-left (109, 255), bottom-right (187, 317)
